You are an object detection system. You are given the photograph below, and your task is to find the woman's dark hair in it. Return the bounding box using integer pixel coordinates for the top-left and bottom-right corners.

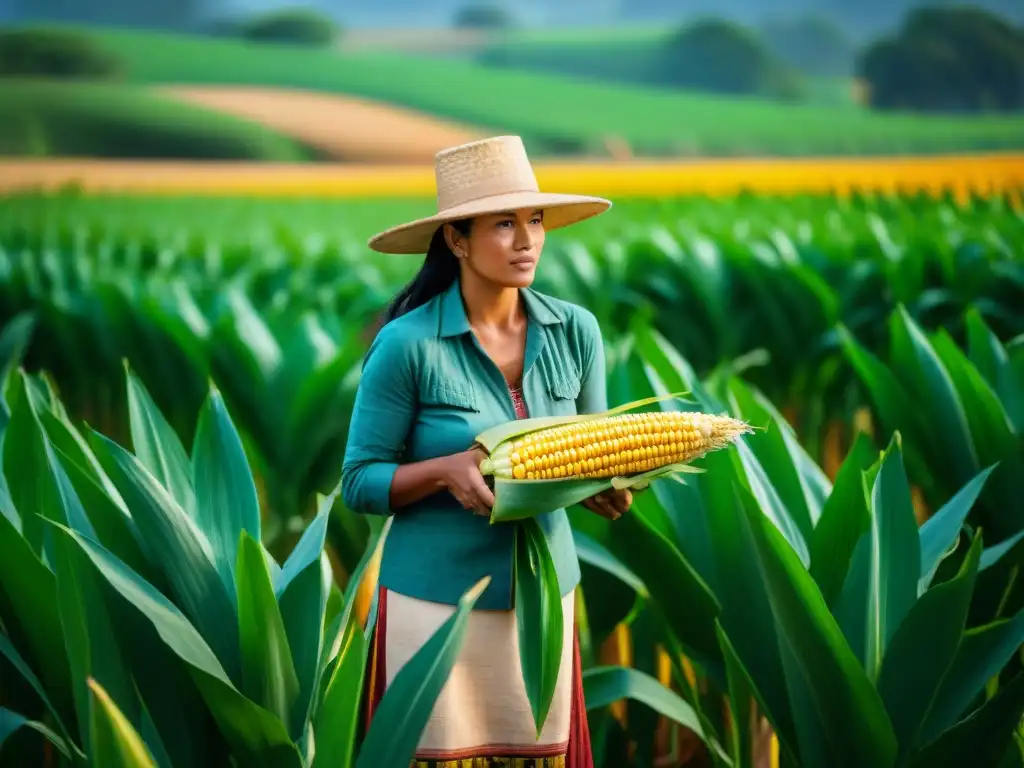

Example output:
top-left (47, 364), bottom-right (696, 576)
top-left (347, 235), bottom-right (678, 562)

top-left (381, 218), bottom-right (473, 323)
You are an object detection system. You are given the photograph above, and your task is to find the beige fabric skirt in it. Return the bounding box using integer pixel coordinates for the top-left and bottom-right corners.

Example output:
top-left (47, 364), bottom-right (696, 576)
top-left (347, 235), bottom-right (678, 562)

top-left (362, 586), bottom-right (594, 767)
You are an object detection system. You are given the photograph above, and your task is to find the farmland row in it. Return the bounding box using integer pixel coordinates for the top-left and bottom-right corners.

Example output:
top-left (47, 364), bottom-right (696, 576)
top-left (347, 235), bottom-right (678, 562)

top-left (0, 189), bottom-right (1022, 765)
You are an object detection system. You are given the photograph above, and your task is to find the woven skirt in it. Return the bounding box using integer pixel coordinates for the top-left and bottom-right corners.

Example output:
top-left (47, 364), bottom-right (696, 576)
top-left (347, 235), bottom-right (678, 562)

top-left (361, 585), bottom-right (594, 767)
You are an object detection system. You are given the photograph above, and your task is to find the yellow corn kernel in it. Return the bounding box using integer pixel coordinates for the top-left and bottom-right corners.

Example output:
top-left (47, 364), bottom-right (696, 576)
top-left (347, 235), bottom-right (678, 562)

top-left (484, 409), bottom-right (752, 481)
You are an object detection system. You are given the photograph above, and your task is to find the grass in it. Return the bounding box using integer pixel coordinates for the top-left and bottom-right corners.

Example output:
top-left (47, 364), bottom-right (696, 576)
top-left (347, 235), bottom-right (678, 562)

top-left (7, 24), bottom-right (1024, 157)
top-left (0, 79), bottom-right (319, 161)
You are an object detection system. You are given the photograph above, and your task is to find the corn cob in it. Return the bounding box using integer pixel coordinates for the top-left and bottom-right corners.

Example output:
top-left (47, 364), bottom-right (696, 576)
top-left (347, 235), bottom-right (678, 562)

top-left (478, 410), bottom-right (752, 481)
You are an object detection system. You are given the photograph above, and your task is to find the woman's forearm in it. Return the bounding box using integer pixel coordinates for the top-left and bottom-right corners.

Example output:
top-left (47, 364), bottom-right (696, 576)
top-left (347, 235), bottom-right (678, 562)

top-left (388, 456), bottom-right (452, 509)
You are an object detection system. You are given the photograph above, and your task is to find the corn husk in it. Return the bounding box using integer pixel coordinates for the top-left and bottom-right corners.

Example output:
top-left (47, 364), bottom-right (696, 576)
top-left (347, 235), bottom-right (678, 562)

top-left (475, 393), bottom-right (752, 523)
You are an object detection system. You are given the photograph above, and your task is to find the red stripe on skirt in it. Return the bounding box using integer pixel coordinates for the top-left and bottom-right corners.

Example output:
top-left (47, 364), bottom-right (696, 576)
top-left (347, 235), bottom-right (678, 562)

top-left (361, 585), bottom-right (594, 767)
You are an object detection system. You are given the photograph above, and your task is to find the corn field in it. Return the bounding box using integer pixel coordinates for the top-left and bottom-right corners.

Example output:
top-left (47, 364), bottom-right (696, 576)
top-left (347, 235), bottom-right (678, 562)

top-left (0, 187), bottom-right (1022, 768)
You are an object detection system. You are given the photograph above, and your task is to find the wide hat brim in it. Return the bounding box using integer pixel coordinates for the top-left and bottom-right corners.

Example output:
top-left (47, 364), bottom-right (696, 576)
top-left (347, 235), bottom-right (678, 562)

top-left (367, 190), bottom-right (611, 254)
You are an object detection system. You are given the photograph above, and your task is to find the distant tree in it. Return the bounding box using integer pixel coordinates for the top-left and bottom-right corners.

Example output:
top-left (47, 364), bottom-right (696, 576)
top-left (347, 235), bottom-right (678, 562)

top-left (661, 18), bottom-right (803, 100)
top-left (857, 6), bottom-right (1024, 112)
top-left (240, 7), bottom-right (339, 46)
top-left (759, 14), bottom-right (854, 76)
top-left (0, 29), bottom-right (123, 79)
top-left (454, 4), bottom-right (516, 29)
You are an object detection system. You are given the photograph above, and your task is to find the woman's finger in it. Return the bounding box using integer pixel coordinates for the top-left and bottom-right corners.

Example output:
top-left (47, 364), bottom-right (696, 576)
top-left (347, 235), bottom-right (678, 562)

top-left (472, 475), bottom-right (496, 508)
top-left (597, 496), bottom-right (621, 519)
top-left (615, 490), bottom-right (633, 514)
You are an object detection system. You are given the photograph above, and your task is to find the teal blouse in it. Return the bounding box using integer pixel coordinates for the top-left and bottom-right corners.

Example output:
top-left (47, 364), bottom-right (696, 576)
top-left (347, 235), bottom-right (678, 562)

top-left (341, 277), bottom-right (607, 610)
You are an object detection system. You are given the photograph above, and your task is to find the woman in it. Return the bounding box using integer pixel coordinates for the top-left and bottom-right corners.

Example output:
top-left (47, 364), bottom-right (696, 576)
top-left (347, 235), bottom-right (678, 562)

top-left (342, 135), bottom-right (632, 767)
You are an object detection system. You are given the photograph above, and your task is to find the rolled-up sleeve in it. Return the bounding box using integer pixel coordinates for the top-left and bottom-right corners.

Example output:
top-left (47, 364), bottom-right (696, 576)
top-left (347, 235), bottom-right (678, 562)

top-left (575, 308), bottom-right (607, 415)
top-left (341, 326), bottom-right (417, 516)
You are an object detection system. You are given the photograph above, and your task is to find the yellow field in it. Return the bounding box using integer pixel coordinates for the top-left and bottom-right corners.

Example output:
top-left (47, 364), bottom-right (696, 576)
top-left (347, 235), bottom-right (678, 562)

top-left (1, 154), bottom-right (1021, 198)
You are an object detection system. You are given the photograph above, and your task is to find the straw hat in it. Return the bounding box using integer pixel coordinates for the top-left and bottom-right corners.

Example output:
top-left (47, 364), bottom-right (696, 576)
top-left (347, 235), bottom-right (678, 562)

top-left (367, 135), bottom-right (611, 254)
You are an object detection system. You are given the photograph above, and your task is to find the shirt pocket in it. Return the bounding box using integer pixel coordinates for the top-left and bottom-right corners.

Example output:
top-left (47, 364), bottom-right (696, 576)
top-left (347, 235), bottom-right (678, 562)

top-left (536, 327), bottom-right (583, 411)
top-left (417, 338), bottom-right (481, 413)
top-left (420, 380), bottom-right (480, 413)
top-left (547, 373), bottom-right (581, 402)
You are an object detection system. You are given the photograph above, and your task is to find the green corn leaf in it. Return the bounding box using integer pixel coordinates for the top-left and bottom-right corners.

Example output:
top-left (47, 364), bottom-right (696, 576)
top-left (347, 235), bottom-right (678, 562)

top-left (778, 637), bottom-right (831, 767)
top-left (50, 521), bottom-right (233, 685)
top-left (279, 552), bottom-right (331, 741)
top-left (980, 530), bottom-right (1024, 571)
top-left (0, 453), bottom-right (16, 531)
top-left (727, 378), bottom-right (828, 538)
top-left (931, 330), bottom-right (1024, 538)
top-left (4, 372), bottom-right (61, 558)
top-left (50, 443), bottom-right (153, 583)
top-left (322, 517), bottom-right (389, 675)
top-left (876, 532), bottom-right (982, 759)
top-left (53, 522), bottom-right (302, 768)
top-left (571, 521), bottom-right (642, 646)
top-left (103, 593), bottom-right (226, 768)
top-left (355, 576), bottom-right (491, 768)
top-left (125, 364), bottom-right (195, 518)
top-left (275, 488), bottom-right (333, 598)
top-left (236, 531), bottom-right (300, 732)
top-left (648, 470), bottom-right (718, 592)
top-left (742, 484), bottom-right (898, 767)
top-left (908, 672), bottom-right (1024, 768)
top-left (809, 431), bottom-right (875, 607)
top-left (732, 439), bottom-right (811, 567)
top-left (837, 324), bottom-right (931, 477)
top-left (889, 305), bottom-right (980, 484)
top-left (920, 607), bottom-right (1024, 743)
top-left (88, 429), bottom-right (241, 682)
top-left (0, 707), bottom-right (73, 761)
top-left (965, 307), bottom-right (1023, 431)
top-left (191, 384), bottom-right (262, 595)
top-left (0, 634), bottom-right (76, 754)
top-left (0, 508), bottom-right (76, 735)
top-left (582, 665), bottom-right (707, 740)
top-left (716, 625), bottom-right (756, 768)
top-left (572, 528), bottom-right (647, 597)
top-left (311, 597), bottom-right (367, 768)
top-left (608, 490), bottom-right (724, 678)
top-left (88, 678), bottom-right (158, 768)
top-left (701, 453), bottom-right (796, 758)
top-left (53, 526), bottom-right (137, 757)
top-left (38, 407), bottom-right (128, 514)
top-left (515, 517), bottom-right (565, 738)
top-left (0, 312), bottom-right (35, 428)
top-left (835, 436), bottom-right (920, 679)
top-left (919, 465), bottom-right (997, 591)
top-left (487, 465), bottom-right (688, 524)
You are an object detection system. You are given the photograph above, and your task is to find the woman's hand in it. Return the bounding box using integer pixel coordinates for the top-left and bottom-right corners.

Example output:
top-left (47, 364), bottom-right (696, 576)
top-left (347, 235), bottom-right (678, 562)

top-left (439, 447), bottom-right (495, 517)
top-left (581, 488), bottom-right (633, 521)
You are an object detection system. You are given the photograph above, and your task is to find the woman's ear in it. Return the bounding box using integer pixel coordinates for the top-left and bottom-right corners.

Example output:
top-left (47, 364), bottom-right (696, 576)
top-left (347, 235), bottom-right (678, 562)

top-left (443, 222), bottom-right (467, 258)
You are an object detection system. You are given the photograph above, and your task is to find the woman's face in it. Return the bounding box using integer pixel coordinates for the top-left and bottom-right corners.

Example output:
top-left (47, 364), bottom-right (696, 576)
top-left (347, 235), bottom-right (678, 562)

top-left (447, 207), bottom-right (546, 288)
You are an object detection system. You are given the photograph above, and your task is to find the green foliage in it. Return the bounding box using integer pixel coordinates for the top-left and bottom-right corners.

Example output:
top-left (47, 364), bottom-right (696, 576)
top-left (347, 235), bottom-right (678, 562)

top-left (0, 80), bottom-right (319, 160)
top-left (662, 17), bottom-right (804, 100)
top-left (758, 15), bottom-right (855, 77)
top-left (0, 29), bottom-right (123, 79)
top-left (238, 7), bottom-right (339, 46)
top-left (25, 24), bottom-right (1024, 157)
top-left (0, 359), bottom-right (487, 767)
top-left (454, 3), bottom-right (517, 29)
top-left (1, 190), bottom-right (1023, 765)
top-left (859, 6), bottom-right (1024, 113)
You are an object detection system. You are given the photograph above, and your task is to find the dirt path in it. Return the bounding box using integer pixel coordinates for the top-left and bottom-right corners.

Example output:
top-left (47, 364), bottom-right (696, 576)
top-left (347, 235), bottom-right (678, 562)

top-left (158, 86), bottom-right (487, 163)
